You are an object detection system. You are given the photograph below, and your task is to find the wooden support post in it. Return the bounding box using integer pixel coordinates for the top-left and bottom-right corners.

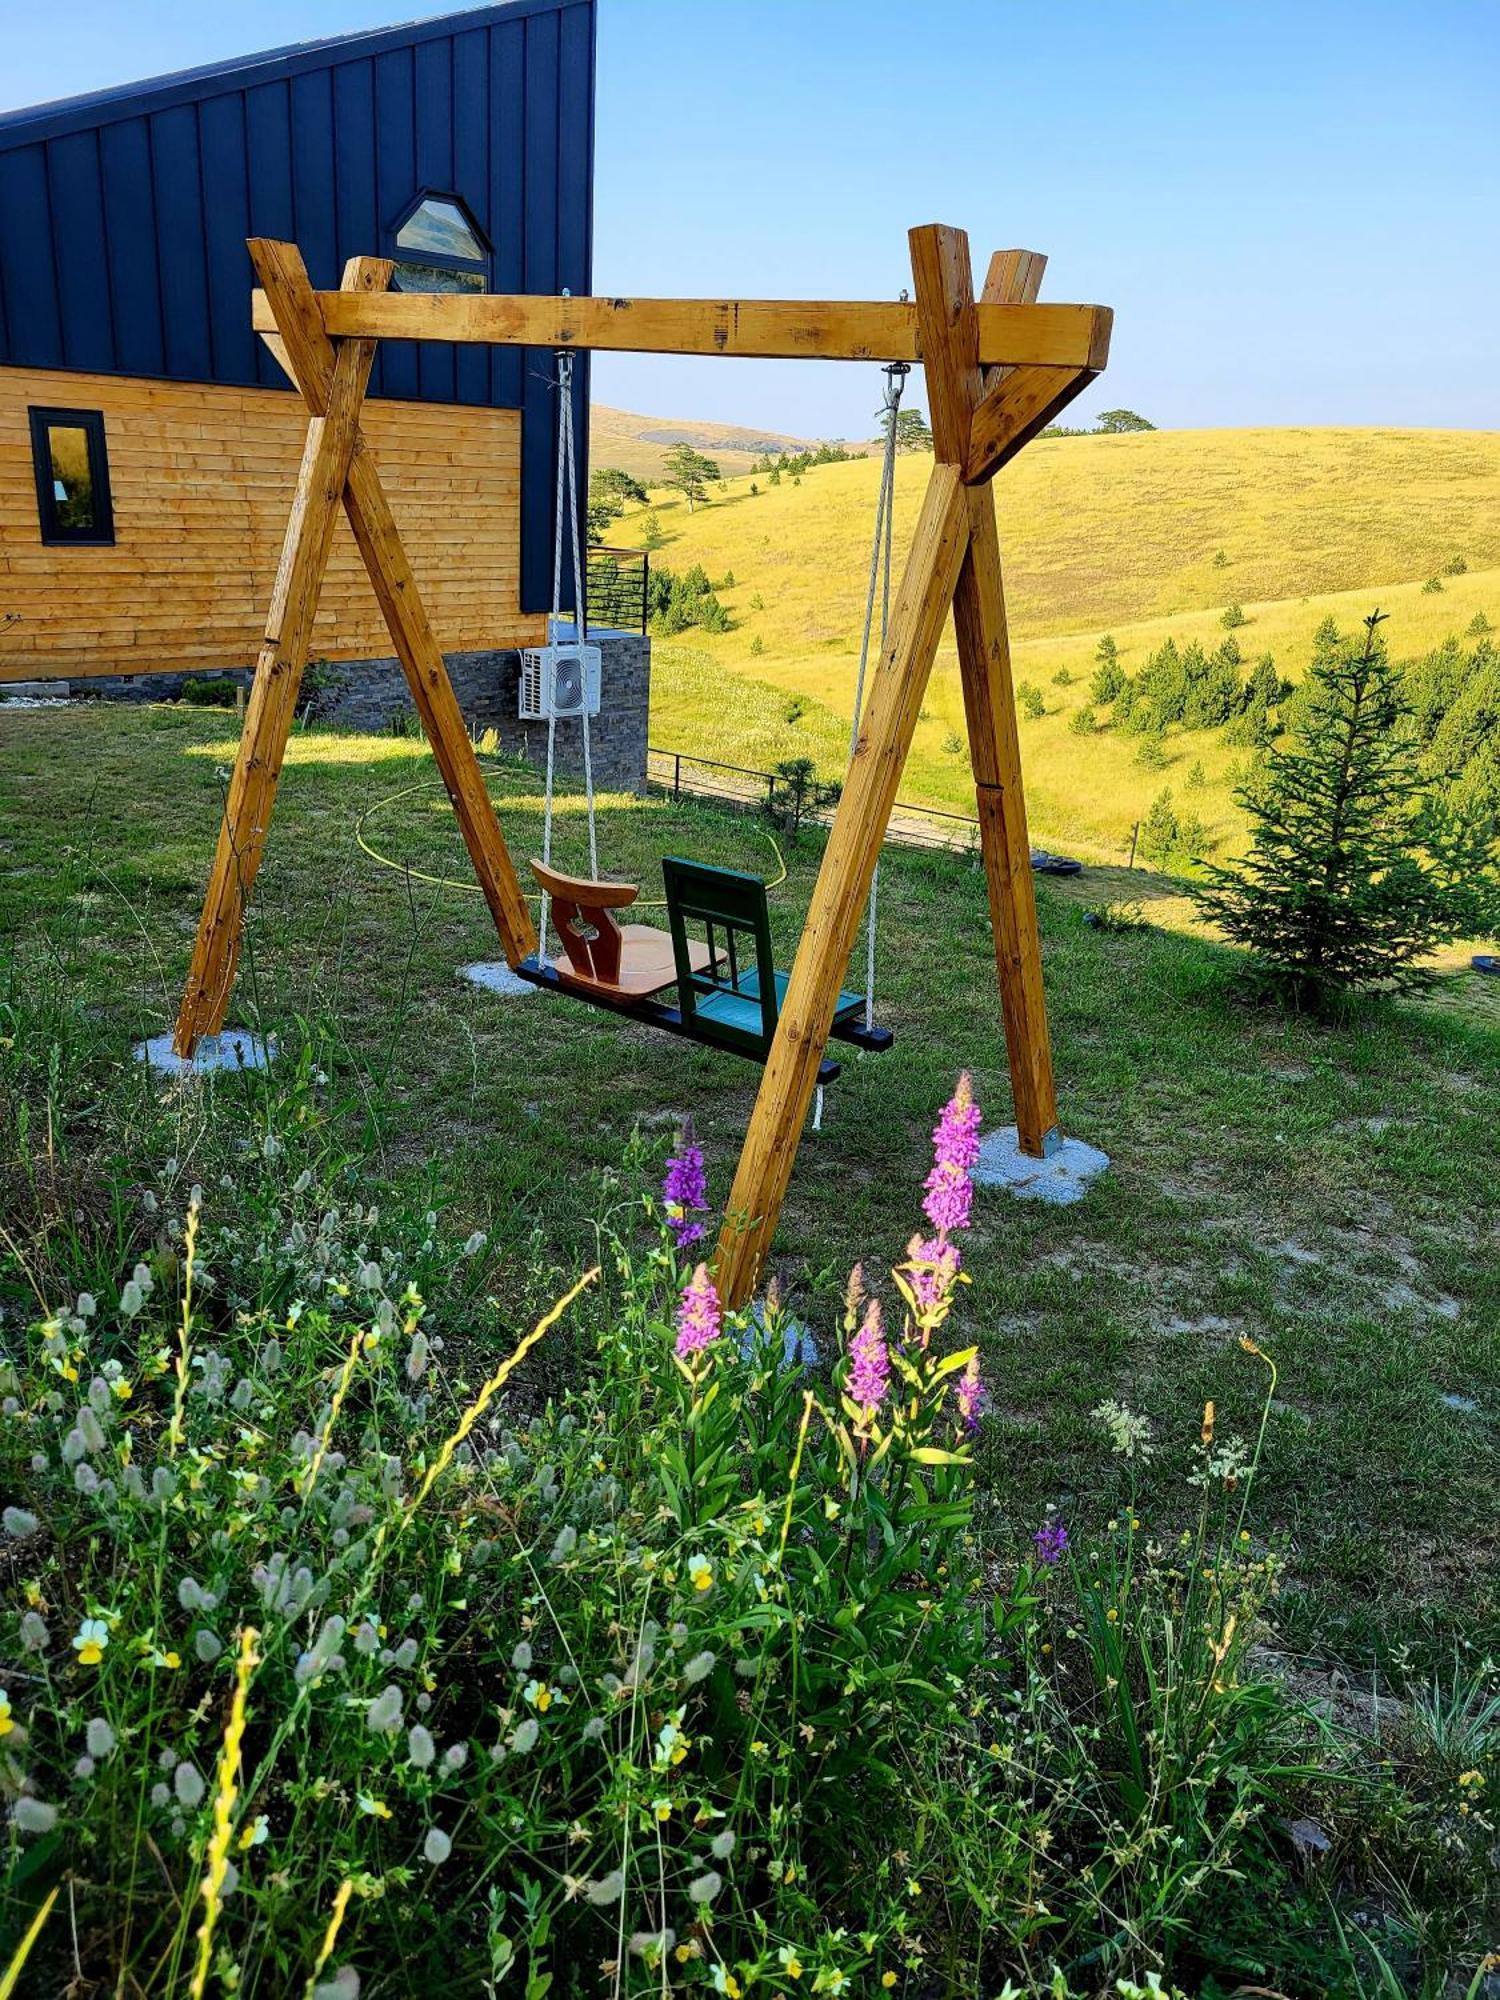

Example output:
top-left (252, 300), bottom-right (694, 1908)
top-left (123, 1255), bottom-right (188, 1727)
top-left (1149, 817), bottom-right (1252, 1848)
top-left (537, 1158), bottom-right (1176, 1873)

top-left (918, 229), bottom-right (1061, 1158)
top-left (257, 245), bottom-right (537, 976)
top-left (716, 463), bottom-right (970, 1306)
top-left (173, 254), bottom-right (387, 1057)
top-left (173, 244), bottom-right (536, 1057)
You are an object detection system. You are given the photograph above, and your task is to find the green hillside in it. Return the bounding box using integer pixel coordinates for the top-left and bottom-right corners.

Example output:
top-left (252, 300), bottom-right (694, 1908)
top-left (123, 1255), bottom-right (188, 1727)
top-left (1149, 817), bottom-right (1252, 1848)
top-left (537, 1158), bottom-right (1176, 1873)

top-left (602, 426), bottom-right (1500, 861)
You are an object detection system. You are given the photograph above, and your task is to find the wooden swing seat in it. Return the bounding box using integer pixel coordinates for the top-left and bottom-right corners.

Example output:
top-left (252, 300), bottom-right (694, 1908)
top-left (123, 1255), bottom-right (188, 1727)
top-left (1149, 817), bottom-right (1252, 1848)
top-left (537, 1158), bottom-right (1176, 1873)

top-left (526, 859), bottom-right (716, 998)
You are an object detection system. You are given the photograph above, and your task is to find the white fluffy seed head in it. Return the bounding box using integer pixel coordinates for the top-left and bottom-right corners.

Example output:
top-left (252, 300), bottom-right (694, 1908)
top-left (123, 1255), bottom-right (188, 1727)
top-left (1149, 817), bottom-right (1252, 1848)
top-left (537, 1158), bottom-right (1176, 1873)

top-left (365, 1685), bottom-right (403, 1734)
top-left (174, 1762), bottom-right (205, 1809)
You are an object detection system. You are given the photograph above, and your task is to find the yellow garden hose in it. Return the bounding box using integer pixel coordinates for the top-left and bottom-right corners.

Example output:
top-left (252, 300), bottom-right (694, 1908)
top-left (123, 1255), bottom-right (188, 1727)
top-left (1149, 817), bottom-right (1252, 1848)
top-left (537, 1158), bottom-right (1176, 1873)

top-left (352, 769), bottom-right (787, 914)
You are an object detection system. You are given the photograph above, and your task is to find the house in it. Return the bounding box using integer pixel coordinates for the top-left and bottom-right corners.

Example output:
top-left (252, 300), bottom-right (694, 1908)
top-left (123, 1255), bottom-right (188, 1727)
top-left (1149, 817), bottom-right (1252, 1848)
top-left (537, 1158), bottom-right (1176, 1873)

top-left (0, 0), bottom-right (649, 787)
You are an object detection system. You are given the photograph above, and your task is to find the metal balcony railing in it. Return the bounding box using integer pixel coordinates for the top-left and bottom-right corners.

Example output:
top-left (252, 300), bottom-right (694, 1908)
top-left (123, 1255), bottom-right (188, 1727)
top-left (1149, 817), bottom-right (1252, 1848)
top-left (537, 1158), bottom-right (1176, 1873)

top-left (585, 545), bottom-right (649, 635)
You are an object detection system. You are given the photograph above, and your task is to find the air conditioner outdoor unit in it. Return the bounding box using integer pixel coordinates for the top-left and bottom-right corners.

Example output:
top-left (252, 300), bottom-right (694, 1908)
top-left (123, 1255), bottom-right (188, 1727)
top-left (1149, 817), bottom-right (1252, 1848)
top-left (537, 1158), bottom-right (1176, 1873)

top-left (518, 638), bottom-right (602, 722)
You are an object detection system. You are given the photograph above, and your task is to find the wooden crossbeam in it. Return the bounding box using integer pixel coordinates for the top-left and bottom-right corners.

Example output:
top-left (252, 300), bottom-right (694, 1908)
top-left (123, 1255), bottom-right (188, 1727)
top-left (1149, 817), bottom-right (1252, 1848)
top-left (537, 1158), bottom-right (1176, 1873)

top-left (252, 288), bottom-right (1111, 371)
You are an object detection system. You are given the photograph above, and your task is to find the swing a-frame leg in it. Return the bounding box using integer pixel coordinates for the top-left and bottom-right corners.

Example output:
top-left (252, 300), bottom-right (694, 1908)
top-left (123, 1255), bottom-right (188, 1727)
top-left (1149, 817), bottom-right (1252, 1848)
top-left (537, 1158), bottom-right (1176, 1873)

top-left (173, 242), bottom-right (536, 1060)
top-left (716, 224), bottom-right (1104, 1305)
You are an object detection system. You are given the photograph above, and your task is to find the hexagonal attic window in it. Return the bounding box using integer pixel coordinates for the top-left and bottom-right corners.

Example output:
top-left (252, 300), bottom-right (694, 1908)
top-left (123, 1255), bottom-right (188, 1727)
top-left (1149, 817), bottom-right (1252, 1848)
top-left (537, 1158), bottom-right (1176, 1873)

top-left (391, 192), bottom-right (490, 294)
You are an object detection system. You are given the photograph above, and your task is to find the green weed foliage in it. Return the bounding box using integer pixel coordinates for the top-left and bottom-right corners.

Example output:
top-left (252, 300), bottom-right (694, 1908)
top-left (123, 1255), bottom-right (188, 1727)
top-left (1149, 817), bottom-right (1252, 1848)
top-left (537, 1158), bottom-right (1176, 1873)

top-left (1, 759), bottom-right (1496, 1994)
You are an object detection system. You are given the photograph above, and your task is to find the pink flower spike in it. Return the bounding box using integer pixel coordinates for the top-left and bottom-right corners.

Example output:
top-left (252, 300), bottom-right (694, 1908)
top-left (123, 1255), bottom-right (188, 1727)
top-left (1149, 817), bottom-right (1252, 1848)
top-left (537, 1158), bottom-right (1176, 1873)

top-left (922, 1159), bottom-right (973, 1236)
top-left (906, 1234), bottom-right (962, 1314)
top-left (674, 1263), bottom-right (722, 1360)
top-left (932, 1073), bottom-right (982, 1174)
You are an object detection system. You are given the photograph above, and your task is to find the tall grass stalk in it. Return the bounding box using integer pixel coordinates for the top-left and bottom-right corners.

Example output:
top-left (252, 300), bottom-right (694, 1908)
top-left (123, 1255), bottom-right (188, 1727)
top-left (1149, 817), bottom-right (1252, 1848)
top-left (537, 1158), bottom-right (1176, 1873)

top-left (186, 1625), bottom-right (260, 2000)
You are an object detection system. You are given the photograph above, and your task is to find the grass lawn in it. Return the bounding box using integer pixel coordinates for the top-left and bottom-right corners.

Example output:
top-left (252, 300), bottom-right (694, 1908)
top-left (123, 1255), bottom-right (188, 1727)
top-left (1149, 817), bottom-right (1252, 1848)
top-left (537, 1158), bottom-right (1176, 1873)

top-left (3, 702), bottom-right (1497, 1679)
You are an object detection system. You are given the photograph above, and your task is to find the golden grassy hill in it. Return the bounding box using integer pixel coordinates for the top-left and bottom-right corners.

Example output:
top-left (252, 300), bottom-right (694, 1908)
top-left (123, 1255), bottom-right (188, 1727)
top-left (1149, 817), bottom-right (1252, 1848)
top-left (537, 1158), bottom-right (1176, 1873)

top-left (588, 403), bottom-right (858, 483)
top-left (608, 427), bottom-right (1500, 861)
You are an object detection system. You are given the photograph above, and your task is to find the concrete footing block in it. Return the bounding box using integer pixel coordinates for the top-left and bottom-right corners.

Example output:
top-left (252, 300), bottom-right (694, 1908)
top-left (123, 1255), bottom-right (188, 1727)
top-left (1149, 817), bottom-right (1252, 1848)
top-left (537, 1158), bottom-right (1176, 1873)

top-left (973, 1126), bottom-right (1110, 1205)
top-left (459, 961), bottom-right (538, 1000)
top-left (134, 1028), bottom-right (276, 1076)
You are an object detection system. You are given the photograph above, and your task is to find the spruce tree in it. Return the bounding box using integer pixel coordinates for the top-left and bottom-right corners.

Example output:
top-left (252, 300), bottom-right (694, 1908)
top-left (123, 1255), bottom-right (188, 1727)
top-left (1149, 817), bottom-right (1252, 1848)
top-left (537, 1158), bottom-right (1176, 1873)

top-left (1194, 611), bottom-right (1499, 1005)
top-left (1139, 787), bottom-right (1179, 865)
top-left (1090, 636), bottom-right (1126, 705)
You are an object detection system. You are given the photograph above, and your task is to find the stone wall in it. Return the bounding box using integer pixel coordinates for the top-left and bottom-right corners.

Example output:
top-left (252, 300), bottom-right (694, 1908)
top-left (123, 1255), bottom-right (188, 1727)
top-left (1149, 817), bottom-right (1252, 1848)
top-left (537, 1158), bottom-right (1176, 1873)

top-left (62, 631), bottom-right (652, 794)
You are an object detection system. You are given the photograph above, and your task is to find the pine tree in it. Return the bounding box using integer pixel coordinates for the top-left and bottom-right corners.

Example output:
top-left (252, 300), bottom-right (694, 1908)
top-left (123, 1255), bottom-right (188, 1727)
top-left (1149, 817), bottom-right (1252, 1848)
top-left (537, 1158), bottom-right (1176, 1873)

top-left (1194, 611), bottom-right (1499, 1005)
top-left (1139, 636), bottom-right (1188, 726)
top-left (1090, 638), bottom-right (1126, 704)
top-left (663, 444), bottom-right (720, 512)
top-left (1139, 787), bottom-right (1179, 865)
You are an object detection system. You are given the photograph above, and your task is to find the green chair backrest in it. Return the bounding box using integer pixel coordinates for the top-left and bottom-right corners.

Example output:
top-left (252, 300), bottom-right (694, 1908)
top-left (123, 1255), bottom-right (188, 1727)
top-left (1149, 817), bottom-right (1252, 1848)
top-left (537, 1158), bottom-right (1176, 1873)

top-left (662, 855), bottom-right (779, 1060)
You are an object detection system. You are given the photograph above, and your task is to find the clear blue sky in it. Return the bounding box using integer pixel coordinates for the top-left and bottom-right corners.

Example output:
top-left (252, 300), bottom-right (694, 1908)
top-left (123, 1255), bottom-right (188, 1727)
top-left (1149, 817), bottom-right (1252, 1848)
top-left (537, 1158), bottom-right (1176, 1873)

top-left (4, 0), bottom-right (1497, 438)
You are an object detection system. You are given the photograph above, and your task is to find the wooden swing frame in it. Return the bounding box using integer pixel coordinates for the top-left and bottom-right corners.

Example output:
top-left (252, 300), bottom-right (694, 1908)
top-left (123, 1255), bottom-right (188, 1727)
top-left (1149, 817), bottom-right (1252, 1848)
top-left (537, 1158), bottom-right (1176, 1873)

top-left (173, 225), bottom-right (1112, 1306)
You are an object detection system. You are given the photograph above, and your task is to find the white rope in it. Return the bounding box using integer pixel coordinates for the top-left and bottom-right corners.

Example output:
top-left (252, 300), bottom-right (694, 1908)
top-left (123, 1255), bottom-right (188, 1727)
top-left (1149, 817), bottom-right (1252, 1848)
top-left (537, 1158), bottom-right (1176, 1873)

top-left (538, 711), bottom-right (557, 970)
top-left (558, 343), bottom-right (599, 879)
top-left (848, 358), bottom-right (907, 1029)
top-left (537, 318), bottom-right (599, 958)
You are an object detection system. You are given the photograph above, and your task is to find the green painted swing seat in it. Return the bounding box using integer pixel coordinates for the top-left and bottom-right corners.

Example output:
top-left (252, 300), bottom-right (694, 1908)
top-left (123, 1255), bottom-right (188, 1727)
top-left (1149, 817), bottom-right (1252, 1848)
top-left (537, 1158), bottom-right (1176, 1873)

top-left (662, 855), bottom-right (891, 1065)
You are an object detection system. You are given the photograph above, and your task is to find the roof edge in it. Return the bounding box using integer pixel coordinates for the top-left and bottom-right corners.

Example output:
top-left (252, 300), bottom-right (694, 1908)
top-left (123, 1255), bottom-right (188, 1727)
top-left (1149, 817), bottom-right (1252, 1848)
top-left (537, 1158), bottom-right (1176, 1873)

top-left (0, 0), bottom-right (585, 149)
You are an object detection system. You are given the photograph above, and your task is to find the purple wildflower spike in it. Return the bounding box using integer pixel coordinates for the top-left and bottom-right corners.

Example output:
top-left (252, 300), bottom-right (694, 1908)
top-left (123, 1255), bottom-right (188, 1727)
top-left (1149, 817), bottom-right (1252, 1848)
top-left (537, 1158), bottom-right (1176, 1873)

top-left (954, 1354), bottom-right (986, 1434)
top-left (1034, 1516), bottom-right (1068, 1566)
top-left (923, 1074), bottom-right (981, 1237)
top-left (674, 1263), bottom-right (722, 1360)
top-left (846, 1298), bottom-right (890, 1419)
top-left (662, 1127), bottom-right (709, 1251)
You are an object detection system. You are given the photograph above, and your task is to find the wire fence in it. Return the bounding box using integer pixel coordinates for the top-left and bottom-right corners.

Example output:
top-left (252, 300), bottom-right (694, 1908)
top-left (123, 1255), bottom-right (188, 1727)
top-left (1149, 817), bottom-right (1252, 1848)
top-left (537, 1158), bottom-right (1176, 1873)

top-left (646, 745), bottom-right (1151, 872)
top-left (647, 746), bottom-right (983, 853)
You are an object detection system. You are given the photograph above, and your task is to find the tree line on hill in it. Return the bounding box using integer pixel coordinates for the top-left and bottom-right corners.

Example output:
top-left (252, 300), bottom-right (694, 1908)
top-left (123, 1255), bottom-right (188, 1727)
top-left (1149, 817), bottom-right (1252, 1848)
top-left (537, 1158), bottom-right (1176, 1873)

top-left (748, 440), bottom-right (858, 479)
top-left (1041, 407), bottom-right (1156, 439)
top-left (1082, 629), bottom-right (1290, 746)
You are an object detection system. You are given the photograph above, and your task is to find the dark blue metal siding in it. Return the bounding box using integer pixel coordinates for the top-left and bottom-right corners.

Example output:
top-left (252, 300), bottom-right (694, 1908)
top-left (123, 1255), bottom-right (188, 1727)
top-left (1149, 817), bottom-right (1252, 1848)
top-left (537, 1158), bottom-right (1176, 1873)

top-left (99, 119), bottom-right (165, 376)
top-left (0, 0), bottom-right (596, 614)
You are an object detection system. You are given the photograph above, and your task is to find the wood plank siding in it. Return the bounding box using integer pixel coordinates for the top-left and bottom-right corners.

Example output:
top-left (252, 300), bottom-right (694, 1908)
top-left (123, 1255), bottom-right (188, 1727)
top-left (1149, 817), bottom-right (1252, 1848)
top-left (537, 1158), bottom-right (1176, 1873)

top-left (0, 365), bottom-right (542, 679)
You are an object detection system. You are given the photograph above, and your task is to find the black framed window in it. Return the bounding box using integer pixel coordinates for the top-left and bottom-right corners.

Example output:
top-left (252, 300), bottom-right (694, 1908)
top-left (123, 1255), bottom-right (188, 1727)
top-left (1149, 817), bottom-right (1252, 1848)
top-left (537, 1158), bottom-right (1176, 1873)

top-left (29, 407), bottom-right (114, 546)
top-left (390, 191), bottom-right (490, 295)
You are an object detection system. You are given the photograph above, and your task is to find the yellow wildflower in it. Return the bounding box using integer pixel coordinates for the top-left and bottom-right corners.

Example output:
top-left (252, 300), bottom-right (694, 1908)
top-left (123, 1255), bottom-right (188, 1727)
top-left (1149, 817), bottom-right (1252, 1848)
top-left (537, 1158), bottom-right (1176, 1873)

top-left (0, 1691), bottom-right (14, 1736)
